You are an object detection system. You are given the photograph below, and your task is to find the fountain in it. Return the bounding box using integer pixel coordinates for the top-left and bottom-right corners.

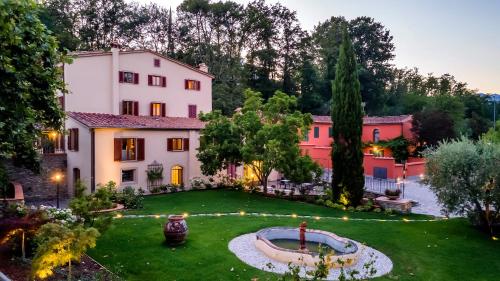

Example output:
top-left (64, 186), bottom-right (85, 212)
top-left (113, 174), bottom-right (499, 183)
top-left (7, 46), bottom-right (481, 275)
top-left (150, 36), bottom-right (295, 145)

top-left (254, 222), bottom-right (361, 268)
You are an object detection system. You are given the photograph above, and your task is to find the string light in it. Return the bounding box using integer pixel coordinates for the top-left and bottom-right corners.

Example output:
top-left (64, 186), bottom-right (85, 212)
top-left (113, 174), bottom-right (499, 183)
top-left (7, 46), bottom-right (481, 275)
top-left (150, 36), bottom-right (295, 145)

top-left (112, 212), bottom-right (444, 223)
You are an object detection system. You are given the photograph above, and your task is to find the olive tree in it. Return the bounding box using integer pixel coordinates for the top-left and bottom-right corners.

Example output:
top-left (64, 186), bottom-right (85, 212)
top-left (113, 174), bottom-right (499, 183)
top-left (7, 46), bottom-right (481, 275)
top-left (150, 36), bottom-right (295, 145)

top-left (424, 138), bottom-right (500, 235)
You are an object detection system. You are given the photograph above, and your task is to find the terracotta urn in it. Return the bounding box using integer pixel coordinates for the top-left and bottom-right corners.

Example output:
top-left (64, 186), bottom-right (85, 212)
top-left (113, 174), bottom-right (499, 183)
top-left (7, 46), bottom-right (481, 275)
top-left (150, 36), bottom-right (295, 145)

top-left (164, 215), bottom-right (188, 245)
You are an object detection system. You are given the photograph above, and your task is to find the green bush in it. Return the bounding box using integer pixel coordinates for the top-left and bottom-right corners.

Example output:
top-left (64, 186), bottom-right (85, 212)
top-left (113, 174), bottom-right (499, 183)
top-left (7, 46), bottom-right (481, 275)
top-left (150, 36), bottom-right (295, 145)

top-left (116, 186), bottom-right (144, 209)
top-left (373, 207), bottom-right (382, 213)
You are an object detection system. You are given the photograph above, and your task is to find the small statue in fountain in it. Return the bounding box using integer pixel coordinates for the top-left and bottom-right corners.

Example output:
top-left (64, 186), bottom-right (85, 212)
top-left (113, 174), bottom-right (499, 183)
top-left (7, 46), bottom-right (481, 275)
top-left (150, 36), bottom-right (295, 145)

top-left (299, 221), bottom-right (307, 252)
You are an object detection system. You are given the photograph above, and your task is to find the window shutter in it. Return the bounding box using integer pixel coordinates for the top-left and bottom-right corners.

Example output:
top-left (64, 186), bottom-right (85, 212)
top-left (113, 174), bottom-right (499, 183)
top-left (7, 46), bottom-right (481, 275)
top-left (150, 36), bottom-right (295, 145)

top-left (121, 101), bottom-right (127, 115)
top-left (183, 138), bottom-right (189, 151)
top-left (167, 138), bottom-right (173, 151)
top-left (114, 139), bottom-right (121, 161)
top-left (74, 128), bottom-right (79, 151)
top-left (134, 73), bottom-right (139, 84)
top-left (184, 79), bottom-right (188, 89)
top-left (133, 101), bottom-right (139, 116)
top-left (60, 133), bottom-right (65, 151)
top-left (119, 71), bottom-right (124, 83)
top-left (161, 103), bottom-right (166, 117)
top-left (137, 138), bottom-right (145, 161)
top-left (162, 76), bottom-right (166, 87)
top-left (67, 131), bottom-right (72, 150)
top-left (154, 59), bottom-right (160, 67)
top-left (150, 103), bottom-right (154, 116)
top-left (148, 75), bottom-right (152, 86)
top-left (188, 105), bottom-right (197, 118)
top-left (197, 81), bottom-right (201, 91)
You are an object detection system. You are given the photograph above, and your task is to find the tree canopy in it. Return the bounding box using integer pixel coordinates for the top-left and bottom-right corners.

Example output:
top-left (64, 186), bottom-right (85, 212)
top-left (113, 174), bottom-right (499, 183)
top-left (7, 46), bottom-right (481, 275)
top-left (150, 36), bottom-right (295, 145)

top-left (0, 0), bottom-right (66, 183)
top-left (198, 88), bottom-right (318, 193)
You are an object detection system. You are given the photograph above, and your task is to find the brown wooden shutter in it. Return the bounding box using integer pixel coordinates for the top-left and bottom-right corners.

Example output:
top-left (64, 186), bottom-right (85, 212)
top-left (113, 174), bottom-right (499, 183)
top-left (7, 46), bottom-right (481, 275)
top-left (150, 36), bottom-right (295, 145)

top-left (73, 128), bottom-right (79, 151)
top-left (119, 71), bottom-right (124, 83)
top-left (162, 76), bottom-right (166, 87)
top-left (133, 101), bottom-right (139, 116)
top-left (60, 133), bottom-right (65, 151)
top-left (197, 81), bottom-right (201, 91)
top-left (67, 131), bottom-right (72, 150)
top-left (114, 139), bottom-right (122, 161)
top-left (154, 59), bottom-right (160, 67)
top-left (137, 138), bottom-right (145, 161)
top-left (134, 73), bottom-right (139, 84)
top-left (148, 75), bottom-right (152, 86)
top-left (161, 103), bottom-right (166, 117)
top-left (167, 138), bottom-right (173, 151)
top-left (121, 101), bottom-right (126, 115)
top-left (150, 103), bottom-right (154, 116)
top-left (183, 138), bottom-right (189, 151)
top-left (184, 79), bottom-right (188, 89)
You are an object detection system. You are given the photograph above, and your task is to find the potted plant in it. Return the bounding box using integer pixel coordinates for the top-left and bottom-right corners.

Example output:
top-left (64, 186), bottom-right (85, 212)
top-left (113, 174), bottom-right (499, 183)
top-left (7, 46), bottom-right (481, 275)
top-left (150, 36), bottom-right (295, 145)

top-left (384, 188), bottom-right (401, 200)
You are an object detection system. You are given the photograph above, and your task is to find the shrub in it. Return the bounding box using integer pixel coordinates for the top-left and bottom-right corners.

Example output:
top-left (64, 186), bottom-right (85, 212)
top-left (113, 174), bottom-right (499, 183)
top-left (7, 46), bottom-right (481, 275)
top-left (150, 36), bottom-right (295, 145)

top-left (347, 206), bottom-right (355, 212)
top-left (373, 207), bottom-right (382, 213)
top-left (315, 198), bottom-right (325, 205)
top-left (355, 206), bottom-right (365, 212)
top-left (116, 186), bottom-right (144, 209)
top-left (150, 186), bottom-right (162, 194)
top-left (425, 138), bottom-right (500, 234)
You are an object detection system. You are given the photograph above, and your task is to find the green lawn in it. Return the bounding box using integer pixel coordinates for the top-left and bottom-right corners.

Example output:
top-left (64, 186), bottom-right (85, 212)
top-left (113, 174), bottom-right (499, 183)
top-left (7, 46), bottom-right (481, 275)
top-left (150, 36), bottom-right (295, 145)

top-left (89, 190), bottom-right (500, 281)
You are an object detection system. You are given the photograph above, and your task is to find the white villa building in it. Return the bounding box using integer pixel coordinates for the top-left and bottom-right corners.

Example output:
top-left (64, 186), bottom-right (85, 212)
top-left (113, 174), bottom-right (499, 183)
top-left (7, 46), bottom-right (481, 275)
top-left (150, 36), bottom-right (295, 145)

top-left (61, 45), bottom-right (213, 194)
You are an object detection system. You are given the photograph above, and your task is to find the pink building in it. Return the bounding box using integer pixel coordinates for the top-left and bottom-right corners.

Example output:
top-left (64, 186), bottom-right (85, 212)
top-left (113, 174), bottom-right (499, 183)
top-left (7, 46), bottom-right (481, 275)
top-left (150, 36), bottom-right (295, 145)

top-left (300, 115), bottom-right (425, 180)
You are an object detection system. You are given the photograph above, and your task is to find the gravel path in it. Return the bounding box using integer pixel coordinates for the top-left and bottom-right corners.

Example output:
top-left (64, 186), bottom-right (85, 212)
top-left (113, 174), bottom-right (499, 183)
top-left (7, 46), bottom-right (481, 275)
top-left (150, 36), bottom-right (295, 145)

top-left (228, 233), bottom-right (393, 280)
top-left (403, 180), bottom-right (447, 217)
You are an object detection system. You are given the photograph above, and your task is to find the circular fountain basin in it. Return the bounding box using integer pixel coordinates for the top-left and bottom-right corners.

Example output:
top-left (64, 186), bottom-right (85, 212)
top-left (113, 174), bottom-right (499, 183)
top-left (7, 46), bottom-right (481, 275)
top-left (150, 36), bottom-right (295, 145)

top-left (255, 227), bottom-right (361, 268)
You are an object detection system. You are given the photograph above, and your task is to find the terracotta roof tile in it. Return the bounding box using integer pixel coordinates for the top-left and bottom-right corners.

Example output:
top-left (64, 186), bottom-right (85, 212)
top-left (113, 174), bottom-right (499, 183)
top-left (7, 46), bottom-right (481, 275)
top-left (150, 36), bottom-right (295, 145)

top-left (312, 115), bottom-right (412, 124)
top-left (68, 112), bottom-right (205, 130)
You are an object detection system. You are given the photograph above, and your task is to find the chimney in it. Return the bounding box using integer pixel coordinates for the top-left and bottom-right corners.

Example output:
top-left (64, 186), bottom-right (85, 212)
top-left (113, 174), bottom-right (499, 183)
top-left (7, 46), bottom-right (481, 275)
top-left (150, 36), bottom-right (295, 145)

top-left (198, 63), bottom-right (208, 73)
top-left (111, 42), bottom-right (120, 115)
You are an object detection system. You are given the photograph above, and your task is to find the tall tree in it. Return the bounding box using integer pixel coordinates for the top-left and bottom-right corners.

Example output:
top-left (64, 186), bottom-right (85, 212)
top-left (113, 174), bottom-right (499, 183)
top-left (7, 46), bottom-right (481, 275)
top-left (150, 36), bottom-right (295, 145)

top-left (198, 89), bottom-right (313, 194)
top-left (331, 29), bottom-right (364, 205)
top-left (0, 0), bottom-right (66, 185)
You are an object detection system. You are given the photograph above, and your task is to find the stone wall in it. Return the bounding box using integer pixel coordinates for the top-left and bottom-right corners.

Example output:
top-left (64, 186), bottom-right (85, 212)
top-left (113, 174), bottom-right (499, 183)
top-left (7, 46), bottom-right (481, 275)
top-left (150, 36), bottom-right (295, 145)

top-left (3, 154), bottom-right (68, 201)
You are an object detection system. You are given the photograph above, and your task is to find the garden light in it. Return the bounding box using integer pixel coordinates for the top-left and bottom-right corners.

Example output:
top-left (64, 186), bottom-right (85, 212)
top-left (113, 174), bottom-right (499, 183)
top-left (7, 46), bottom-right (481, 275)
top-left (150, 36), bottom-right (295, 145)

top-left (291, 214), bottom-right (297, 218)
top-left (216, 213), bottom-right (221, 217)
top-left (493, 236), bottom-right (498, 241)
top-left (315, 216), bottom-right (320, 220)
top-left (115, 213), bottom-right (123, 218)
top-left (239, 211), bottom-right (246, 216)
top-left (342, 216), bottom-right (349, 221)
top-left (403, 218), bottom-right (409, 222)
top-left (154, 215), bottom-right (160, 219)
top-left (183, 213), bottom-right (189, 218)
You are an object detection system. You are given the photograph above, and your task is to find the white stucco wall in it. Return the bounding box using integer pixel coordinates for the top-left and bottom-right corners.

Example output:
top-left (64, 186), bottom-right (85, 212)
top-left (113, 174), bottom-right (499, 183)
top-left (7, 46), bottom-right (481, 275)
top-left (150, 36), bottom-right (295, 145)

top-left (64, 51), bottom-right (213, 117)
top-left (65, 118), bottom-right (92, 196)
top-left (93, 128), bottom-right (203, 192)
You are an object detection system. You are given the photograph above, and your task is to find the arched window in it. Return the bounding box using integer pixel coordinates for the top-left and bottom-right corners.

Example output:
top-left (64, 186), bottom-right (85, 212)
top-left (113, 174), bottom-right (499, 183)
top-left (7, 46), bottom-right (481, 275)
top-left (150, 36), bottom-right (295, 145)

top-left (373, 129), bottom-right (380, 143)
top-left (171, 165), bottom-right (183, 185)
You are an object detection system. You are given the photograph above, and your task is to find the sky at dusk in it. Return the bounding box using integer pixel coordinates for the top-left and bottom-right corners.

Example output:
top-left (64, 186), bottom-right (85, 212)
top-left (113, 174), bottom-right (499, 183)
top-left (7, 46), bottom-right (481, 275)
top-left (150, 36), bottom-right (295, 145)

top-left (136, 0), bottom-right (500, 93)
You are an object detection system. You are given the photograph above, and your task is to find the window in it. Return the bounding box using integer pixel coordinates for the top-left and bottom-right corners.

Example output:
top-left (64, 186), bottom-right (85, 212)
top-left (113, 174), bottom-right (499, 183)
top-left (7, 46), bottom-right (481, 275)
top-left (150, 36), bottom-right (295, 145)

top-left (171, 165), bottom-right (183, 185)
top-left (184, 79), bottom-right (200, 90)
top-left (314, 127), bottom-right (320, 138)
top-left (58, 95), bottom-right (64, 109)
top-left (154, 58), bottom-right (160, 67)
top-left (188, 104), bottom-right (197, 118)
top-left (329, 127), bottom-right (333, 137)
top-left (68, 128), bottom-right (79, 151)
top-left (114, 138), bottom-right (145, 161)
top-left (148, 75), bottom-right (166, 87)
top-left (122, 100), bottom-right (139, 116)
top-left (119, 71), bottom-right (139, 84)
top-left (122, 138), bottom-right (136, 161)
top-left (167, 138), bottom-right (189, 152)
top-left (121, 169), bottom-right (136, 183)
top-left (373, 129), bottom-right (380, 143)
top-left (173, 138), bottom-right (183, 151)
top-left (303, 130), bottom-right (309, 142)
top-left (150, 102), bottom-right (165, 117)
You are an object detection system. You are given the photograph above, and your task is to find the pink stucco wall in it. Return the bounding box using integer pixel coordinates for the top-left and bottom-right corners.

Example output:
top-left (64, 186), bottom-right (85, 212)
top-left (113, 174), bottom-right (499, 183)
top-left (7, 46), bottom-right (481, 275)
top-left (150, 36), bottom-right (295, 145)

top-left (300, 116), bottom-right (424, 179)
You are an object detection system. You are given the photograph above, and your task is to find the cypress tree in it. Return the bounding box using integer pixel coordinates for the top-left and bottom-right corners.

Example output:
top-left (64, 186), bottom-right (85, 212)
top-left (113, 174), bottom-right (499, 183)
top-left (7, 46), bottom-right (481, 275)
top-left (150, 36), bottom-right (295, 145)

top-left (331, 29), bottom-right (364, 205)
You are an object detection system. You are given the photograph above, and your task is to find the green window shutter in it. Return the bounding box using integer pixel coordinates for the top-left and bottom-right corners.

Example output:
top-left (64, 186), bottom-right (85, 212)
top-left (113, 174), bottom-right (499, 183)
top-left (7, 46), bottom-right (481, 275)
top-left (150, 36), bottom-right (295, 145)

top-left (304, 130), bottom-right (309, 142)
top-left (314, 127), bottom-right (320, 138)
top-left (329, 127), bottom-right (333, 137)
